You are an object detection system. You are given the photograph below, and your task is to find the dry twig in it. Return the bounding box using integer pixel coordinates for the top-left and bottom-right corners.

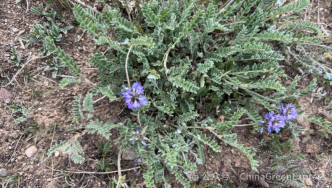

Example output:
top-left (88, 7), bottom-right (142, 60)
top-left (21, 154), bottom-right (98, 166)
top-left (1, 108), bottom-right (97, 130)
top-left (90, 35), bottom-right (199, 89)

top-left (46, 166), bottom-right (140, 174)
top-left (3, 54), bottom-right (49, 87)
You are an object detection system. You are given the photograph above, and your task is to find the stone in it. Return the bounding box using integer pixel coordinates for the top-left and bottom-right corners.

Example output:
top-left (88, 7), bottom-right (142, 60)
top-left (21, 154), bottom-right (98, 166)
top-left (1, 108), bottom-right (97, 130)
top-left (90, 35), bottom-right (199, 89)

top-left (297, 113), bottom-right (311, 131)
top-left (11, 28), bottom-right (19, 33)
top-left (110, 114), bottom-right (120, 124)
top-left (291, 138), bottom-right (300, 151)
top-left (25, 146), bottom-right (37, 158)
top-left (54, 151), bottom-right (60, 157)
top-left (11, 132), bottom-right (19, 139)
top-left (305, 178), bottom-right (313, 186)
top-left (122, 149), bottom-right (138, 160)
top-left (46, 180), bottom-right (59, 188)
top-left (0, 88), bottom-right (12, 103)
top-left (0, 168), bottom-right (8, 177)
top-left (263, 135), bottom-right (272, 141)
top-left (234, 161), bottom-right (241, 168)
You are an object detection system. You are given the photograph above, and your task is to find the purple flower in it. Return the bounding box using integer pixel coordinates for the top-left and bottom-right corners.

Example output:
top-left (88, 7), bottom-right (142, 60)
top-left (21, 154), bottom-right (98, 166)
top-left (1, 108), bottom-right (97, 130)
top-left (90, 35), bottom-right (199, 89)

top-left (267, 114), bottom-right (286, 133)
top-left (129, 138), bottom-right (135, 145)
top-left (137, 158), bottom-right (142, 163)
top-left (281, 104), bottom-right (298, 121)
top-left (260, 111), bottom-right (287, 134)
top-left (120, 82), bottom-right (148, 109)
top-left (265, 112), bottom-right (274, 120)
top-left (141, 141), bottom-right (147, 146)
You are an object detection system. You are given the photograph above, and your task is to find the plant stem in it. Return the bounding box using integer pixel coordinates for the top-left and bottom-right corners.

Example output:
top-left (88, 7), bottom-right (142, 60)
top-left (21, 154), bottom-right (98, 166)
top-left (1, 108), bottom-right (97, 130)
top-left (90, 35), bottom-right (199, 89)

top-left (186, 126), bottom-right (215, 130)
top-left (163, 36), bottom-right (184, 75)
top-left (125, 45), bottom-right (133, 88)
top-left (242, 88), bottom-right (280, 103)
top-left (70, 0), bottom-right (101, 14)
top-left (137, 111), bottom-right (142, 126)
top-left (117, 149), bottom-right (122, 177)
top-left (93, 95), bottom-right (106, 103)
top-left (232, 123), bottom-right (257, 127)
top-left (220, 70), bottom-right (231, 78)
top-left (3, 54), bottom-right (49, 87)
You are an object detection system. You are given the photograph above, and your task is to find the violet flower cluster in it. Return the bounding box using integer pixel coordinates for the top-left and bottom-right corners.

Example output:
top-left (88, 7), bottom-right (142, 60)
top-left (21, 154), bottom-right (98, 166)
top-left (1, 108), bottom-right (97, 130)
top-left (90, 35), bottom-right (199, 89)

top-left (134, 157), bottom-right (142, 172)
top-left (120, 82), bottom-right (148, 109)
top-left (260, 103), bottom-right (298, 134)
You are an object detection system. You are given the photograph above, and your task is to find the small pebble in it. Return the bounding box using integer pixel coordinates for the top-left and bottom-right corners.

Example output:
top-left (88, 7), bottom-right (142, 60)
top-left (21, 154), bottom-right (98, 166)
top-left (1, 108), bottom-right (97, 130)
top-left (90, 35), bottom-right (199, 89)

top-left (0, 168), bottom-right (8, 177)
top-left (305, 178), bottom-right (313, 186)
top-left (11, 28), bottom-right (19, 33)
top-left (54, 151), bottom-right (60, 157)
top-left (25, 146), bottom-right (37, 158)
top-left (122, 149), bottom-right (139, 160)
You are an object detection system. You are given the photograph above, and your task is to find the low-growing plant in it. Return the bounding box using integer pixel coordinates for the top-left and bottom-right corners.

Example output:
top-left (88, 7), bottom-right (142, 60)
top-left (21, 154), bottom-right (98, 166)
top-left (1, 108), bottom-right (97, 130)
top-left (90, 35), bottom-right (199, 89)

top-left (96, 141), bottom-right (114, 172)
top-left (44, 57), bottom-right (67, 78)
top-left (33, 0), bottom-right (325, 187)
top-left (0, 173), bottom-right (20, 188)
top-left (9, 47), bottom-right (22, 66)
top-left (9, 104), bottom-right (30, 124)
top-left (243, 152), bottom-right (310, 188)
top-left (21, 3), bottom-right (73, 50)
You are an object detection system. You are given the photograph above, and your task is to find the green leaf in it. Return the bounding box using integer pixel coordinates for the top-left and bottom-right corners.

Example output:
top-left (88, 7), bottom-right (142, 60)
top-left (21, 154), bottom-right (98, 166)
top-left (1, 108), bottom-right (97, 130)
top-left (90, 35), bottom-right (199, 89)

top-left (223, 132), bottom-right (259, 171)
top-left (86, 120), bottom-right (120, 139)
top-left (197, 60), bottom-right (214, 74)
top-left (189, 32), bottom-right (199, 58)
top-left (169, 76), bottom-right (199, 93)
top-left (98, 86), bottom-right (117, 101)
top-left (83, 93), bottom-right (94, 112)
top-left (48, 140), bottom-right (85, 164)
top-left (288, 21), bottom-right (321, 33)
top-left (72, 94), bottom-right (84, 121)
top-left (131, 36), bottom-right (155, 47)
top-left (247, 78), bottom-right (286, 92)
top-left (189, 132), bottom-right (221, 153)
top-left (142, 3), bottom-right (160, 27)
top-left (59, 78), bottom-right (79, 88)
top-left (271, 0), bottom-right (310, 16)
top-left (177, 111), bottom-right (199, 124)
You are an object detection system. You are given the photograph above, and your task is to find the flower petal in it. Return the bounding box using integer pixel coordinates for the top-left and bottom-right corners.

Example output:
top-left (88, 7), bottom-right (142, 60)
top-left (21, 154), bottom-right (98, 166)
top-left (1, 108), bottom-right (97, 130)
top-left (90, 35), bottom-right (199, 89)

top-left (138, 96), bottom-right (148, 105)
top-left (132, 101), bottom-right (141, 109)
top-left (132, 82), bottom-right (144, 94)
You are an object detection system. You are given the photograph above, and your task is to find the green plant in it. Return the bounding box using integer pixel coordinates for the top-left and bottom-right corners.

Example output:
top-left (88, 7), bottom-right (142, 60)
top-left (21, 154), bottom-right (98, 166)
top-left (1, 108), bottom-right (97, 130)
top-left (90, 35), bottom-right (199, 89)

top-left (32, 0), bottom-right (323, 187)
top-left (96, 141), bottom-right (113, 171)
top-left (306, 114), bottom-right (332, 138)
top-left (48, 139), bottom-right (85, 164)
top-left (9, 47), bottom-right (22, 66)
top-left (243, 152), bottom-right (310, 188)
top-left (21, 3), bottom-right (73, 50)
top-left (9, 104), bottom-right (30, 124)
top-left (45, 57), bottom-right (67, 78)
top-left (0, 174), bottom-right (20, 188)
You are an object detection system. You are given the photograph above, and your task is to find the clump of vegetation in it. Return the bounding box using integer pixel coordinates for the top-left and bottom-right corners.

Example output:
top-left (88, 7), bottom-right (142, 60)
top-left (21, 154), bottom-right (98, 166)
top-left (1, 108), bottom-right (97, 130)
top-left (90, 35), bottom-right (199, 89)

top-left (9, 104), bottom-right (30, 124)
top-left (242, 152), bottom-right (310, 188)
top-left (16, 0), bottom-right (331, 187)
